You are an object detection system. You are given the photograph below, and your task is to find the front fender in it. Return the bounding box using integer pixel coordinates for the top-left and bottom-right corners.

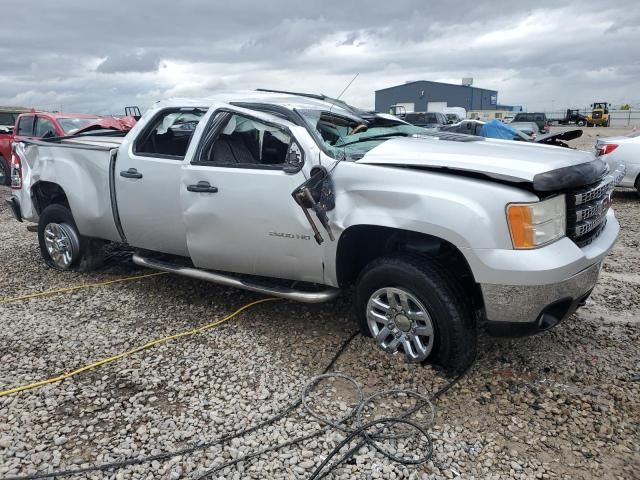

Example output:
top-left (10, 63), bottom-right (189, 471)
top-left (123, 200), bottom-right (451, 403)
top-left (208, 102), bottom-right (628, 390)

top-left (322, 162), bottom-right (538, 286)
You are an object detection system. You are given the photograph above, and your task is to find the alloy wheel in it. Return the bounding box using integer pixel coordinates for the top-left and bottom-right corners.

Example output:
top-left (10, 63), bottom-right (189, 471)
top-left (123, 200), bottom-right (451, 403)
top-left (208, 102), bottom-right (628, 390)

top-left (43, 222), bottom-right (79, 269)
top-left (366, 287), bottom-right (435, 362)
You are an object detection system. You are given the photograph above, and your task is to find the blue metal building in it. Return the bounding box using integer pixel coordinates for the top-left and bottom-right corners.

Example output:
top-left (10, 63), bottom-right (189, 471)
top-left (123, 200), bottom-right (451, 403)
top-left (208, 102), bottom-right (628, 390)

top-left (375, 80), bottom-right (499, 113)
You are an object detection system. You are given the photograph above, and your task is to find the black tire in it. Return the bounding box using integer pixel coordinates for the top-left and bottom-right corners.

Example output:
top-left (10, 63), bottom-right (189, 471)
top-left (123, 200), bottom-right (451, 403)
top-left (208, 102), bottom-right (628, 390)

top-left (38, 204), bottom-right (104, 272)
top-left (577, 119), bottom-right (586, 127)
top-left (354, 253), bottom-right (476, 373)
top-left (0, 155), bottom-right (9, 186)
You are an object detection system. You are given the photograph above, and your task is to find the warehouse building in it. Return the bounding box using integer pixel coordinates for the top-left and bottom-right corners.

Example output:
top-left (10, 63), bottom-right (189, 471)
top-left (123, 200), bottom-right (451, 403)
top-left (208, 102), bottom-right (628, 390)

top-left (375, 80), bottom-right (500, 114)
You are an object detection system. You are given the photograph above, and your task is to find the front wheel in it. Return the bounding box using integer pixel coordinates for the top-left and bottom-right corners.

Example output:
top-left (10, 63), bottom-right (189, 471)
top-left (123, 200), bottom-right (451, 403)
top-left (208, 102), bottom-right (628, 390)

top-left (355, 254), bottom-right (476, 373)
top-left (577, 119), bottom-right (586, 127)
top-left (38, 204), bottom-right (104, 272)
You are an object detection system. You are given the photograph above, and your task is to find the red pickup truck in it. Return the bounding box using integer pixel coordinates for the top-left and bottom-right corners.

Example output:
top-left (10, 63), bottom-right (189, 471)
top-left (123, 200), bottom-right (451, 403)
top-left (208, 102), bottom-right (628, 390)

top-left (0, 110), bottom-right (136, 185)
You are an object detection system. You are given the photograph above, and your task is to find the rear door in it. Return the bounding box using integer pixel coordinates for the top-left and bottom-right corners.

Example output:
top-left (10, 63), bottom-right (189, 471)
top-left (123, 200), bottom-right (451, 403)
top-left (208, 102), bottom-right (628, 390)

top-left (115, 106), bottom-right (206, 256)
top-left (180, 109), bottom-right (325, 283)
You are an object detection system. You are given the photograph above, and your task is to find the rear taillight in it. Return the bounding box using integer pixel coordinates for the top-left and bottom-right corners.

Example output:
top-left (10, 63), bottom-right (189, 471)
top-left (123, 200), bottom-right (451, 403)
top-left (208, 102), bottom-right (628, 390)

top-left (597, 144), bottom-right (618, 156)
top-left (10, 149), bottom-right (22, 189)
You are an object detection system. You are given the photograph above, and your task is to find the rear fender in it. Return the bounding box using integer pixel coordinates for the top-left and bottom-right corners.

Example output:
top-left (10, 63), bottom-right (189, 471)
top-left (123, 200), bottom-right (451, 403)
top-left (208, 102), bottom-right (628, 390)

top-left (17, 142), bottom-right (121, 241)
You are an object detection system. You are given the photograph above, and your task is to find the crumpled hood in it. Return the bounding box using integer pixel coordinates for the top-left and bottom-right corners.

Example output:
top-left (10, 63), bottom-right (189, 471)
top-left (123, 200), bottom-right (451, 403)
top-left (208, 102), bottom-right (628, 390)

top-left (357, 135), bottom-right (599, 186)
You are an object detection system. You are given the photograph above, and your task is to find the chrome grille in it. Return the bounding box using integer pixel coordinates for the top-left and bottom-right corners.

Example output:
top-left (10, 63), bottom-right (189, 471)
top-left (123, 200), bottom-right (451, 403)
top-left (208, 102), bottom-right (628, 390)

top-left (566, 176), bottom-right (614, 247)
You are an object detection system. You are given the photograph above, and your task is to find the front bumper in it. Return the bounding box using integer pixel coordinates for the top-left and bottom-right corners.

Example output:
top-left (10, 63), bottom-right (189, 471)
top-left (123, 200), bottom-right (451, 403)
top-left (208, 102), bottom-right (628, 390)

top-left (474, 209), bottom-right (619, 337)
top-left (482, 261), bottom-right (601, 336)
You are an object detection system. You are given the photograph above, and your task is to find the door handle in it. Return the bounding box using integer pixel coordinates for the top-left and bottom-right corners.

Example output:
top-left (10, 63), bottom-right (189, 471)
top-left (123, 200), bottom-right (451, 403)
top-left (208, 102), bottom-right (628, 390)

top-left (120, 168), bottom-right (143, 179)
top-left (187, 181), bottom-right (218, 193)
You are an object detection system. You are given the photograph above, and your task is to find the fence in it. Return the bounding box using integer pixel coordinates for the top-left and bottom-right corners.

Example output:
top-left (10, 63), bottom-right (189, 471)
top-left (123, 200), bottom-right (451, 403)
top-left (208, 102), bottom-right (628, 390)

top-left (544, 109), bottom-right (640, 127)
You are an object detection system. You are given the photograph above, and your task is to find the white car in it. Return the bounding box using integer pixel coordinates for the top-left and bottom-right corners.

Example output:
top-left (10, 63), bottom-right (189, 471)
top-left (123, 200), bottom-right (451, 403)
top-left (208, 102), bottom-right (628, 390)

top-left (596, 132), bottom-right (640, 195)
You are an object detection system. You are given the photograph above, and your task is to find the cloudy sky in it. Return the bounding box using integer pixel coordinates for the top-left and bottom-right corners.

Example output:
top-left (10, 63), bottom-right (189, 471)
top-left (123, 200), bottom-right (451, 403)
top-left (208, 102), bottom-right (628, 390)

top-left (1, 0), bottom-right (638, 114)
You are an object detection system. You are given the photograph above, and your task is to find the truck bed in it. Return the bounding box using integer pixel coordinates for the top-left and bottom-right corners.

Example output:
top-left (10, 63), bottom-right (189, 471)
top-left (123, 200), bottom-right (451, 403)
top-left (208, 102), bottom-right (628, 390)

top-left (16, 136), bottom-right (123, 241)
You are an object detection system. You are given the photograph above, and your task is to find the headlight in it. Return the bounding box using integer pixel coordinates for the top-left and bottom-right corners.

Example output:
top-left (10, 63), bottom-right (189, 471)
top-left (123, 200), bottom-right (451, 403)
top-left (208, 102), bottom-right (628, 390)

top-left (507, 195), bottom-right (566, 249)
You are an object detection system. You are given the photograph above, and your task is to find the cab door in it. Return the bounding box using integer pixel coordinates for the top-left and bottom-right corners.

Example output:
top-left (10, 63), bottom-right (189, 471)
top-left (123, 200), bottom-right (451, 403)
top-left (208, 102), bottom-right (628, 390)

top-left (115, 107), bottom-right (206, 256)
top-left (180, 110), bottom-right (325, 283)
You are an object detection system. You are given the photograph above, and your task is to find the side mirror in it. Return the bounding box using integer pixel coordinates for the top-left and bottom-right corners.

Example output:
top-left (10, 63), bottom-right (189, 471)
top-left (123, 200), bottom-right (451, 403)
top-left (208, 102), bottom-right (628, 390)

top-left (283, 140), bottom-right (304, 174)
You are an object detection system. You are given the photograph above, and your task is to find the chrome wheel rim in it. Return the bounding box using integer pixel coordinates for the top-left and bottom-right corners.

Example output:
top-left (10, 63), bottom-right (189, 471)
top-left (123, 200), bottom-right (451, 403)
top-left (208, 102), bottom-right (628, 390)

top-left (44, 222), bottom-right (79, 269)
top-left (366, 287), bottom-right (435, 363)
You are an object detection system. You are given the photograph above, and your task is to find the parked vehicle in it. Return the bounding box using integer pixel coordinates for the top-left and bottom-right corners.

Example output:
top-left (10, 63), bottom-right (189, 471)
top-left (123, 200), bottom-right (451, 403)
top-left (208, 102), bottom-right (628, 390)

top-left (7, 90), bottom-right (621, 372)
top-left (596, 132), bottom-right (640, 194)
top-left (440, 119), bottom-right (530, 140)
top-left (467, 110), bottom-right (514, 122)
top-left (388, 104), bottom-right (408, 118)
top-left (404, 112), bottom-right (448, 128)
top-left (0, 110), bottom-right (136, 185)
top-left (442, 107), bottom-right (466, 124)
top-left (0, 106), bottom-right (30, 131)
top-left (512, 112), bottom-right (549, 133)
top-left (0, 107), bottom-right (31, 183)
top-left (548, 109), bottom-right (588, 127)
top-left (440, 119), bottom-right (582, 148)
top-left (587, 102), bottom-right (611, 127)
top-left (509, 121), bottom-right (540, 137)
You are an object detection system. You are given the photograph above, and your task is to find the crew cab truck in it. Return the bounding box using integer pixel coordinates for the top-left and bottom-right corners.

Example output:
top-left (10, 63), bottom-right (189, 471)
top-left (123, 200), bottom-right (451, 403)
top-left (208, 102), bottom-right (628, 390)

top-left (7, 91), bottom-right (622, 373)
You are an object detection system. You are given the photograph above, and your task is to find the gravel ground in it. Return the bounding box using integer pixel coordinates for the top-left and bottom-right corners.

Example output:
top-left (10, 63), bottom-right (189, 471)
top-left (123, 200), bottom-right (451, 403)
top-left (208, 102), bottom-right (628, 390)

top-left (1, 156), bottom-right (639, 479)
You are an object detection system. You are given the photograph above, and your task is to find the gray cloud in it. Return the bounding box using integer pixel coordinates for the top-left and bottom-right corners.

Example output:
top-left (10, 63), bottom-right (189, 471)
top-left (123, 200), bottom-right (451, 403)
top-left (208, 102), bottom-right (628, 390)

top-left (96, 52), bottom-right (161, 73)
top-left (0, 0), bottom-right (637, 114)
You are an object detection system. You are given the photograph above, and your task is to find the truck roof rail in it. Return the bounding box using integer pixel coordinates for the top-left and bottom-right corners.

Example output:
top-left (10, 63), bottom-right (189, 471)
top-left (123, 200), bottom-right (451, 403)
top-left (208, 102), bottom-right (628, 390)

top-left (255, 88), bottom-right (371, 118)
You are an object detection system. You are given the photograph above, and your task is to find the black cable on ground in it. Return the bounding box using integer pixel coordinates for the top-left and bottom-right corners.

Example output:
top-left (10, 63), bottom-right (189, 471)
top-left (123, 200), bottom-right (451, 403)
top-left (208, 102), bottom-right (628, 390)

top-left (3, 332), bottom-right (359, 480)
top-left (305, 359), bottom-right (475, 480)
top-left (197, 354), bottom-right (475, 479)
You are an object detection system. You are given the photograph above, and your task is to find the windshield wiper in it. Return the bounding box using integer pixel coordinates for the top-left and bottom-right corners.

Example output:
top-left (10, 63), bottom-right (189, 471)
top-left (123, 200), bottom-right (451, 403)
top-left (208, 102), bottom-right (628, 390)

top-left (335, 132), bottom-right (410, 148)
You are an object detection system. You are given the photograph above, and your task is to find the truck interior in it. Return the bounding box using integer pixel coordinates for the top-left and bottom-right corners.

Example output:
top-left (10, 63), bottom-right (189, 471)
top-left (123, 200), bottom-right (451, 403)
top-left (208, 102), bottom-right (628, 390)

top-left (135, 108), bottom-right (206, 158)
top-left (200, 113), bottom-right (291, 166)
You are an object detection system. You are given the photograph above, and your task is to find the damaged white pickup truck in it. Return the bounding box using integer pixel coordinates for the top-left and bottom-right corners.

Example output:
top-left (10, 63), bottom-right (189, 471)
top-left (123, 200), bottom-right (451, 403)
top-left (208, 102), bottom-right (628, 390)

top-left (7, 90), bottom-right (622, 372)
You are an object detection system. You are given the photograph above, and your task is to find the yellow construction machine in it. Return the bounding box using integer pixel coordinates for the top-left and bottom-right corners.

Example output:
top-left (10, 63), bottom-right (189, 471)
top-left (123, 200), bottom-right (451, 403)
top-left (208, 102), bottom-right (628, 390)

top-left (586, 102), bottom-right (611, 127)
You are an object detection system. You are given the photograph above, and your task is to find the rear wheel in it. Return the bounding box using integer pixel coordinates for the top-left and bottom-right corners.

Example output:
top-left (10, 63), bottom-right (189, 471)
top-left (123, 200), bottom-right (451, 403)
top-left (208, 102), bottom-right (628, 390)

top-left (38, 204), bottom-right (104, 272)
top-left (355, 254), bottom-right (476, 373)
top-left (0, 156), bottom-right (9, 186)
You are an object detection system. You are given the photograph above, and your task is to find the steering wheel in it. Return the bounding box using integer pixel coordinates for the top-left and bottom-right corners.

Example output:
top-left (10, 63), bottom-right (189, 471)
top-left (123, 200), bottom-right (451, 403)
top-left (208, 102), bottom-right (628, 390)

top-left (351, 124), bottom-right (368, 135)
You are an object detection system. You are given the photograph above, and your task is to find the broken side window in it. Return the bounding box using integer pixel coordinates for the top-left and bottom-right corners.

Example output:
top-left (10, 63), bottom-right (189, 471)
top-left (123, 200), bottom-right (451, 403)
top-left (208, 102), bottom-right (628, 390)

top-left (135, 108), bottom-right (206, 159)
top-left (200, 113), bottom-right (292, 167)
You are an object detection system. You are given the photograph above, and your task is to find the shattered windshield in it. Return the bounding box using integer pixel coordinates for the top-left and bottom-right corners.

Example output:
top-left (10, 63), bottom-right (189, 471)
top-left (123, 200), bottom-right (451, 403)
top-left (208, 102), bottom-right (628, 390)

top-left (297, 109), bottom-right (427, 159)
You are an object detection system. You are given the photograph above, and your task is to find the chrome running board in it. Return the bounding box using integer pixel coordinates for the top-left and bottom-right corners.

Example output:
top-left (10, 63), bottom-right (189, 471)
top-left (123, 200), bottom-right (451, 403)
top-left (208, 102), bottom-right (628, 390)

top-left (132, 253), bottom-right (340, 304)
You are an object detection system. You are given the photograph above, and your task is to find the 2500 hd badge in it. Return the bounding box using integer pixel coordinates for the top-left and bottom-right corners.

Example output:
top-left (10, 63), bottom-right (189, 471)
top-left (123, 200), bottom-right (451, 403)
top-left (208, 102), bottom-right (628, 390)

top-left (269, 231), bottom-right (312, 240)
